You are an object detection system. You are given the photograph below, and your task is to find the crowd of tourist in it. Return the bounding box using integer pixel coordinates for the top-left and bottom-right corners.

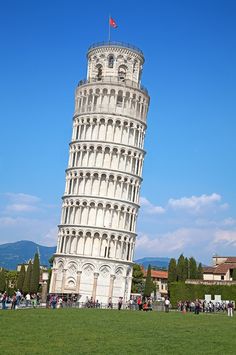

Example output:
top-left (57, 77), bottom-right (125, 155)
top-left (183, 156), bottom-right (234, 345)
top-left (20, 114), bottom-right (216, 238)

top-left (0, 290), bottom-right (234, 316)
top-left (0, 290), bottom-right (40, 309)
top-left (177, 299), bottom-right (235, 316)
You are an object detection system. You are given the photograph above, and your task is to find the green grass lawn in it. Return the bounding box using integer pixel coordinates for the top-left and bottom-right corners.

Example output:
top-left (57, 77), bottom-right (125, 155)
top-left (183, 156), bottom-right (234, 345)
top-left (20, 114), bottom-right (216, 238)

top-left (1, 309), bottom-right (236, 354)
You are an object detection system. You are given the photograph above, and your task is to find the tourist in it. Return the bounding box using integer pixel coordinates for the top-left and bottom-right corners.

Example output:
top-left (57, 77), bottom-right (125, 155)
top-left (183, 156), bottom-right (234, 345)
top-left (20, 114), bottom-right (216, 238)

top-left (164, 298), bottom-right (170, 313)
top-left (118, 297), bottom-right (123, 310)
top-left (58, 297), bottom-right (63, 308)
top-left (194, 299), bottom-right (200, 315)
top-left (16, 289), bottom-right (22, 306)
top-left (32, 294), bottom-right (37, 308)
top-left (147, 299), bottom-right (152, 311)
top-left (143, 302), bottom-right (148, 311)
top-left (25, 293), bottom-right (31, 307)
top-left (227, 301), bottom-right (234, 317)
top-left (137, 296), bottom-right (142, 311)
top-left (190, 301), bottom-right (195, 312)
top-left (50, 295), bottom-right (57, 309)
top-left (108, 297), bottom-right (113, 309)
top-left (11, 292), bottom-right (17, 310)
top-left (1, 291), bottom-right (7, 310)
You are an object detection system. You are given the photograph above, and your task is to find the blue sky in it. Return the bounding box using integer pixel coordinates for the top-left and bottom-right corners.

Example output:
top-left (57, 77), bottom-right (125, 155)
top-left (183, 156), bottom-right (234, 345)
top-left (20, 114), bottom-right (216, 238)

top-left (0, 0), bottom-right (235, 264)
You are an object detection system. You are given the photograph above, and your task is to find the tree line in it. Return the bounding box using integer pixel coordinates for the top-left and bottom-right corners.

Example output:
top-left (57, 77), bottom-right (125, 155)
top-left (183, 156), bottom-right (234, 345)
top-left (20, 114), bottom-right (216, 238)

top-left (168, 254), bottom-right (203, 283)
top-left (0, 253), bottom-right (40, 295)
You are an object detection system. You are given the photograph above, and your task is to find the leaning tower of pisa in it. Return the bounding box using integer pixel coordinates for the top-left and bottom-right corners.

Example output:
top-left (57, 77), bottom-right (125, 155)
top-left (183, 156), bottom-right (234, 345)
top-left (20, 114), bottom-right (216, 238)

top-left (50, 42), bottom-right (150, 304)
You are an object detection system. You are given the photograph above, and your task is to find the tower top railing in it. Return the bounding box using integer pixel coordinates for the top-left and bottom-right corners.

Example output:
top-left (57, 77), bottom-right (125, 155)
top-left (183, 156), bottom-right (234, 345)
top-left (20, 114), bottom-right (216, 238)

top-left (77, 76), bottom-right (148, 95)
top-left (88, 41), bottom-right (144, 57)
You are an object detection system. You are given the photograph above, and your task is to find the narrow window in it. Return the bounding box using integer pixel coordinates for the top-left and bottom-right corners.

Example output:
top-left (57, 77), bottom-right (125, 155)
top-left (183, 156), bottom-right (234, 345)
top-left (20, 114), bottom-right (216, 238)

top-left (104, 246), bottom-right (107, 257)
top-left (108, 55), bottom-right (114, 68)
top-left (127, 243), bottom-right (130, 260)
top-left (96, 64), bottom-right (102, 80)
top-left (68, 180), bottom-right (72, 194)
top-left (72, 153), bottom-right (76, 167)
top-left (117, 90), bottom-right (123, 107)
top-left (64, 208), bottom-right (68, 223)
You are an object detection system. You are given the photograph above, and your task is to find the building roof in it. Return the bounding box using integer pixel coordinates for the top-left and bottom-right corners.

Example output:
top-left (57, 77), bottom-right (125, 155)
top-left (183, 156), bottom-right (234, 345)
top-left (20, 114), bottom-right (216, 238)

top-left (203, 264), bottom-right (236, 275)
top-left (225, 257), bottom-right (236, 263)
top-left (203, 267), bottom-right (215, 274)
top-left (144, 269), bottom-right (168, 279)
top-left (213, 263), bottom-right (236, 274)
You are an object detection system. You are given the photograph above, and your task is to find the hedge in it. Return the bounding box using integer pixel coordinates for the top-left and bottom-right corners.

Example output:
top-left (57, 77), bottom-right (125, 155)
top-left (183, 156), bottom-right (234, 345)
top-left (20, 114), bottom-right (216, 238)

top-left (169, 282), bottom-right (236, 306)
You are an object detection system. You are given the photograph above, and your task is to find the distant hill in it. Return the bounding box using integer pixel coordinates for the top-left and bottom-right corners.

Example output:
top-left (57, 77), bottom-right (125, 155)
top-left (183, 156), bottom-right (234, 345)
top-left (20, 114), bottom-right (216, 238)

top-left (0, 240), bottom-right (171, 271)
top-left (135, 257), bottom-right (170, 270)
top-left (0, 240), bottom-right (56, 270)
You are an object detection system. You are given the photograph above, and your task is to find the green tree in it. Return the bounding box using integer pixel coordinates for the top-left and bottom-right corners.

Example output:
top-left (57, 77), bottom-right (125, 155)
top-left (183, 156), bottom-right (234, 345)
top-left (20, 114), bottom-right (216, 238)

top-left (31, 253), bottom-right (40, 293)
top-left (189, 257), bottom-right (197, 279)
top-left (184, 257), bottom-right (189, 280)
top-left (23, 261), bottom-right (32, 294)
top-left (177, 254), bottom-right (186, 281)
top-left (131, 263), bottom-right (144, 293)
top-left (17, 264), bottom-right (26, 291)
top-left (0, 269), bottom-right (6, 292)
top-left (168, 258), bottom-right (177, 283)
top-left (143, 264), bottom-right (155, 298)
top-left (232, 268), bottom-right (236, 281)
top-left (197, 263), bottom-right (203, 279)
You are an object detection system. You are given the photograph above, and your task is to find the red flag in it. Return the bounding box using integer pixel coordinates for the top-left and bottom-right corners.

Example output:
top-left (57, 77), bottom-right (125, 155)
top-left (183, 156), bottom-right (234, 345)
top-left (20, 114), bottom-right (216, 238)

top-left (109, 17), bottom-right (118, 28)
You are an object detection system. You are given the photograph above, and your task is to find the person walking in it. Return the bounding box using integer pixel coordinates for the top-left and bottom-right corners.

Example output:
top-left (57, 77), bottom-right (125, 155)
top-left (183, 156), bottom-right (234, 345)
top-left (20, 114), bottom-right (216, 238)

top-left (118, 297), bottom-right (123, 310)
top-left (25, 293), bottom-right (31, 307)
top-left (137, 296), bottom-right (142, 311)
top-left (2, 292), bottom-right (7, 310)
top-left (227, 301), bottom-right (234, 317)
top-left (164, 298), bottom-right (170, 313)
top-left (108, 297), bottom-right (113, 309)
top-left (16, 289), bottom-right (22, 306)
top-left (11, 293), bottom-right (17, 310)
top-left (194, 299), bottom-right (200, 315)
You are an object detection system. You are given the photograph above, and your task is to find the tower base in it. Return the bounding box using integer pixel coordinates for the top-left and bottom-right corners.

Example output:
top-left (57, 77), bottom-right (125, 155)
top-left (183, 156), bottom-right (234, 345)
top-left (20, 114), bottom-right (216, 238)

top-left (50, 254), bottom-right (133, 304)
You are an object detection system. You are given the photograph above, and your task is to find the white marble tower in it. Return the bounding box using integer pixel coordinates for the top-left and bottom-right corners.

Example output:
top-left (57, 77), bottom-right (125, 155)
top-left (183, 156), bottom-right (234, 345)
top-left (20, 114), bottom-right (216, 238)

top-left (50, 42), bottom-right (150, 304)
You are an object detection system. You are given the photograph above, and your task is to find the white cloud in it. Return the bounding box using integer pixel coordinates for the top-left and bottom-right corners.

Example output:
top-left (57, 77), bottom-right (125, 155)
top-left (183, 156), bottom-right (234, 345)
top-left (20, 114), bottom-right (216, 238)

top-left (0, 216), bottom-right (22, 226)
top-left (40, 227), bottom-right (58, 246)
top-left (136, 192), bottom-right (236, 263)
top-left (136, 228), bottom-right (203, 256)
top-left (6, 203), bottom-right (38, 212)
top-left (168, 193), bottom-right (222, 213)
top-left (5, 193), bottom-right (41, 204)
top-left (0, 192), bottom-right (60, 246)
top-left (3, 193), bottom-right (41, 214)
top-left (214, 229), bottom-right (236, 246)
top-left (140, 197), bottom-right (165, 214)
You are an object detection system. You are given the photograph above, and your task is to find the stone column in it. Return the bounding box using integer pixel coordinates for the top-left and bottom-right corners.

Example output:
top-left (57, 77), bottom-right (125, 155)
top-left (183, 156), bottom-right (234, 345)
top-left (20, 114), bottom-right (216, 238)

top-left (92, 272), bottom-right (99, 301)
top-left (50, 268), bottom-right (57, 293)
top-left (41, 281), bottom-right (48, 303)
top-left (76, 271), bottom-right (82, 294)
top-left (61, 269), bottom-right (67, 293)
top-left (108, 274), bottom-right (116, 300)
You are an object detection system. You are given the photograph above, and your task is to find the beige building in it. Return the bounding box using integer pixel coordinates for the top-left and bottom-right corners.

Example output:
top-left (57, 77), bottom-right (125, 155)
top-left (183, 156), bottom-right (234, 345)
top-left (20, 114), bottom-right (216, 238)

top-left (203, 256), bottom-right (236, 281)
top-left (143, 269), bottom-right (168, 297)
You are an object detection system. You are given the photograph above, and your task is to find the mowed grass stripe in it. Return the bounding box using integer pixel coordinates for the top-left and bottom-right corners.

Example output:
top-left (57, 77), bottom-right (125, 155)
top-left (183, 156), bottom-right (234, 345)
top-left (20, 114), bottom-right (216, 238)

top-left (1, 309), bottom-right (236, 354)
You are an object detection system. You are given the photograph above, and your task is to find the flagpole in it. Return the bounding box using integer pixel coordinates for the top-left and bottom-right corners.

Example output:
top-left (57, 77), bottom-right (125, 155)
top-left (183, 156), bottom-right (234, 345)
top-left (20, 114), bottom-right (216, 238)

top-left (108, 14), bottom-right (111, 42)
